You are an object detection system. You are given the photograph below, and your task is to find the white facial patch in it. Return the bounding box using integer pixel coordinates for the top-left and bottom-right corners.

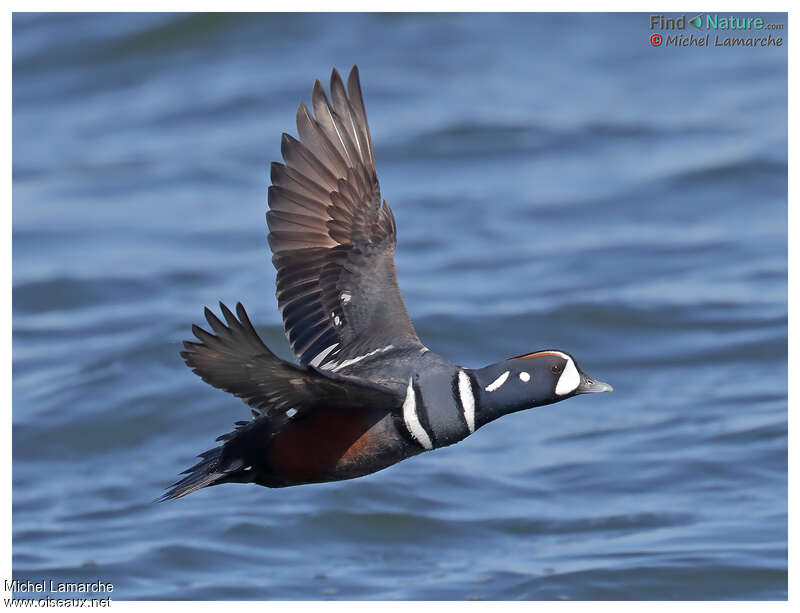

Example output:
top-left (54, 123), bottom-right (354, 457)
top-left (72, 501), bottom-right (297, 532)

top-left (555, 357), bottom-right (580, 396)
top-left (485, 370), bottom-right (510, 392)
top-left (519, 371), bottom-right (530, 382)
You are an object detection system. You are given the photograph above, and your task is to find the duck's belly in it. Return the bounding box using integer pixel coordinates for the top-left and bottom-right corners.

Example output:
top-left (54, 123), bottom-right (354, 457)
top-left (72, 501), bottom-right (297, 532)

top-left (262, 409), bottom-right (418, 487)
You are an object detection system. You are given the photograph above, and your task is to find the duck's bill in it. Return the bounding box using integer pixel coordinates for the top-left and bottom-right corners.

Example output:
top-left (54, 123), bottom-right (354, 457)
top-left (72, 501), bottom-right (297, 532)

top-left (575, 375), bottom-right (613, 394)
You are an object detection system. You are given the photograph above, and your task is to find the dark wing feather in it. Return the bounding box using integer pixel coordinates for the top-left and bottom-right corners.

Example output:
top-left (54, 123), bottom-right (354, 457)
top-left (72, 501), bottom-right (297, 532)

top-left (267, 66), bottom-right (422, 368)
top-left (181, 302), bottom-right (399, 417)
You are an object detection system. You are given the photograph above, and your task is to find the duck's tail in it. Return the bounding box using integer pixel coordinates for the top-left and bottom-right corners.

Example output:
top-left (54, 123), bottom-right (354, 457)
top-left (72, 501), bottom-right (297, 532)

top-left (158, 420), bottom-right (265, 501)
top-left (158, 447), bottom-right (228, 501)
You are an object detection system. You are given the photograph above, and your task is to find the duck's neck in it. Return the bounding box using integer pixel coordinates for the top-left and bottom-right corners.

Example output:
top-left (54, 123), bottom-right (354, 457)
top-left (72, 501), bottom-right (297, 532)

top-left (468, 361), bottom-right (557, 428)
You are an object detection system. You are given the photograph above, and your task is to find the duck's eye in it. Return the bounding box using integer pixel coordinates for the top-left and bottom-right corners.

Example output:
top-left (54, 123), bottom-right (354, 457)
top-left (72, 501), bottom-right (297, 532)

top-left (551, 364), bottom-right (563, 375)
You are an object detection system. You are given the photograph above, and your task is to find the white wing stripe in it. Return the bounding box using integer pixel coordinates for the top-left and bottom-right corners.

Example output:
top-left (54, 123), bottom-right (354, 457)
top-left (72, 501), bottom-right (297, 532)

top-left (309, 343), bottom-right (339, 367)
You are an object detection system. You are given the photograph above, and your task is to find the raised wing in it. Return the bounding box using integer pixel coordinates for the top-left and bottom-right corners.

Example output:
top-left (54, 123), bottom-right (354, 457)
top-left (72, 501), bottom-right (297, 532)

top-left (267, 65), bottom-right (422, 368)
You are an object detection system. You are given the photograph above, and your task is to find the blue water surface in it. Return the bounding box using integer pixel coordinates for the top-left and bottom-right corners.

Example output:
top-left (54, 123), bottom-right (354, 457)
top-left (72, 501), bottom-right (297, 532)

top-left (12, 12), bottom-right (787, 600)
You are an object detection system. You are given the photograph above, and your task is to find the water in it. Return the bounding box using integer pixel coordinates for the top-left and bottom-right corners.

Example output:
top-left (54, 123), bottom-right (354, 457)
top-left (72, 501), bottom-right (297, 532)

top-left (12, 13), bottom-right (787, 600)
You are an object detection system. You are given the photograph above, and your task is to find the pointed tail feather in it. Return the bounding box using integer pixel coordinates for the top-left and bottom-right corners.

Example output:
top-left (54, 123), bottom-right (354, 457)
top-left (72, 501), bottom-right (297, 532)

top-left (159, 447), bottom-right (227, 501)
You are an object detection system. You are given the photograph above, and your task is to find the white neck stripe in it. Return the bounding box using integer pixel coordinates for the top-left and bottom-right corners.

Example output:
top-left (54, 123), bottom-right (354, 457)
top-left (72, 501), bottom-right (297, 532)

top-left (402, 378), bottom-right (433, 450)
top-left (457, 370), bottom-right (475, 433)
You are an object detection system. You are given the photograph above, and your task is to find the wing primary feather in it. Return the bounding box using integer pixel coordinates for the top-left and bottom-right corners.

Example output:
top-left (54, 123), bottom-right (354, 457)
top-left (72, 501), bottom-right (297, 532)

top-left (346, 65), bottom-right (375, 170)
top-left (204, 306), bottom-right (231, 338)
top-left (270, 162), bottom-right (332, 204)
top-left (329, 68), bottom-right (364, 166)
top-left (312, 80), bottom-right (353, 166)
top-left (219, 302), bottom-right (239, 328)
top-left (296, 102), bottom-right (349, 178)
top-left (280, 133), bottom-right (338, 191)
top-left (268, 185), bottom-right (331, 219)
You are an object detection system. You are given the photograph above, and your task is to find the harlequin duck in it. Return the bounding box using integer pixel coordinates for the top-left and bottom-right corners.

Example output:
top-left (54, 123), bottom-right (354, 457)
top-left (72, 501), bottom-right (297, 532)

top-left (162, 66), bottom-right (612, 500)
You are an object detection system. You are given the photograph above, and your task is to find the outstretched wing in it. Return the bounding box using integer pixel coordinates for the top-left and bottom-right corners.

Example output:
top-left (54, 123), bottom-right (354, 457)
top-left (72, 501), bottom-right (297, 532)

top-left (267, 65), bottom-right (422, 369)
top-left (181, 302), bottom-right (400, 419)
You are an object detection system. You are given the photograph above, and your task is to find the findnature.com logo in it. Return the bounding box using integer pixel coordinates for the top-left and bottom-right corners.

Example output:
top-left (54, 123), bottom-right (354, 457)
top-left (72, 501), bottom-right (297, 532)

top-left (649, 14), bottom-right (784, 48)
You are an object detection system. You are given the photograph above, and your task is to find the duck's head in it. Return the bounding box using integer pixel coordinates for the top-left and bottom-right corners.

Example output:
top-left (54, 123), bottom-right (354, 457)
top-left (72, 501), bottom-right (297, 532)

top-left (470, 350), bottom-right (612, 427)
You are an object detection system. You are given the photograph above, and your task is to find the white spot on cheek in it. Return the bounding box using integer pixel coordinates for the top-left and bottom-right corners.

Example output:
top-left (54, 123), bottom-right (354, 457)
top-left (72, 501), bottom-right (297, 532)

top-left (341, 291), bottom-right (351, 304)
top-left (485, 370), bottom-right (510, 392)
top-left (555, 358), bottom-right (580, 396)
top-left (519, 372), bottom-right (530, 382)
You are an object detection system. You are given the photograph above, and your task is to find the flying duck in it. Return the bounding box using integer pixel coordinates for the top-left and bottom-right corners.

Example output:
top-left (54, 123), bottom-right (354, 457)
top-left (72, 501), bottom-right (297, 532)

top-left (162, 66), bottom-right (612, 500)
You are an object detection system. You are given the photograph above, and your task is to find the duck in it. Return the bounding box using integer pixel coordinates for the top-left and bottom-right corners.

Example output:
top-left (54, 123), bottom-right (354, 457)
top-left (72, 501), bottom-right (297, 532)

top-left (161, 66), bottom-right (612, 500)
